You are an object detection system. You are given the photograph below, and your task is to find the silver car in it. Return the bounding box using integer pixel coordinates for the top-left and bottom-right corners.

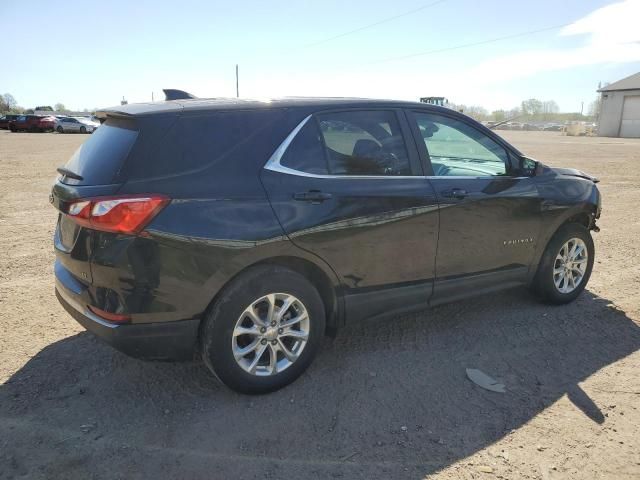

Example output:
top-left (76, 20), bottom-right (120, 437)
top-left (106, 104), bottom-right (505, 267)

top-left (56, 117), bottom-right (99, 134)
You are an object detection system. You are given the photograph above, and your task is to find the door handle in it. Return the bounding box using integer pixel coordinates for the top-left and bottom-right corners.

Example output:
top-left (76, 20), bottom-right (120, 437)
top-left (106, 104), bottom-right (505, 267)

top-left (293, 190), bottom-right (333, 203)
top-left (441, 188), bottom-right (468, 199)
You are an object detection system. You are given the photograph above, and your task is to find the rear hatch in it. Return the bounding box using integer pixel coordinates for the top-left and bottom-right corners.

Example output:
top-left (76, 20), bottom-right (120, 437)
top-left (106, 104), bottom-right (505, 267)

top-left (52, 116), bottom-right (141, 284)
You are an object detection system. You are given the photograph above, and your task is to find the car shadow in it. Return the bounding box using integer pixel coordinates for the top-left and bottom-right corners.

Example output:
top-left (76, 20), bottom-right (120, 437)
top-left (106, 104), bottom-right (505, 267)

top-left (1, 289), bottom-right (638, 479)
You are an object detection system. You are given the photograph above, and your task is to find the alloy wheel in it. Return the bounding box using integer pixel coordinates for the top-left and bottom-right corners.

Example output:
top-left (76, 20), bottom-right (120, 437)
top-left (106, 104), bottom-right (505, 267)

top-left (553, 237), bottom-right (588, 294)
top-left (232, 293), bottom-right (310, 376)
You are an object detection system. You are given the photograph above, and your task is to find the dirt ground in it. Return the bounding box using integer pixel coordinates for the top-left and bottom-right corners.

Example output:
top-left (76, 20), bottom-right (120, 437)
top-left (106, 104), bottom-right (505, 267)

top-left (0, 130), bottom-right (639, 480)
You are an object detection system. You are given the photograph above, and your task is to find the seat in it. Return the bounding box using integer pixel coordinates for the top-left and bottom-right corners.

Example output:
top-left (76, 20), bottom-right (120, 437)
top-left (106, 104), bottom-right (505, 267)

top-left (352, 139), bottom-right (381, 159)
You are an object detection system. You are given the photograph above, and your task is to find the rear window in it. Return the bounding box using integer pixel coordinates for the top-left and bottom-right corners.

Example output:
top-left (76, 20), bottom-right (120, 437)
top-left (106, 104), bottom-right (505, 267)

top-left (61, 118), bottom-right (138, 185)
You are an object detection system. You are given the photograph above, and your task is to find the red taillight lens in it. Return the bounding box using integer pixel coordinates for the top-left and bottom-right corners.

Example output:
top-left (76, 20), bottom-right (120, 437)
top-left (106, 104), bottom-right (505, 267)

top-left (66, 195), bottom-right (170, 235)
top-left (88, 306), bottom-right (131, 324)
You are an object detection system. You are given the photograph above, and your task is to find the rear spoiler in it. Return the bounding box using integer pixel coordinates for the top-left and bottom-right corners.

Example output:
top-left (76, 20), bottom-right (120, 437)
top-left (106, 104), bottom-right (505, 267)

top-left (163, 89), bottom-right (197, 101)
top-left (94, 89), bottom-right (197, 120)
top-left (94, 110), bottom-right (132, 121)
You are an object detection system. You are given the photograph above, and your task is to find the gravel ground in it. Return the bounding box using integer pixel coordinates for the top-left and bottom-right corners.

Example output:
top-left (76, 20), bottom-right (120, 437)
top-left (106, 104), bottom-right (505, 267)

top-left (0, 130), bottom-right (639, 480)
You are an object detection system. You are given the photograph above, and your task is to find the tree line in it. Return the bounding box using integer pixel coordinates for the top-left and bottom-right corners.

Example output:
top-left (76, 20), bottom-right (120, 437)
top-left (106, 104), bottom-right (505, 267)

top-left (0, 93), bottom-right (92, 114)
top-left (445, 97), bottom-right (600, 123)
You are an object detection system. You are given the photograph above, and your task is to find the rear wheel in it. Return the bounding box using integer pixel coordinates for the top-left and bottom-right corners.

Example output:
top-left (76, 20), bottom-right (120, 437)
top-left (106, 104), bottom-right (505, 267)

top-left (533, 223), bottom-right (594, 304)
top-left (201, 265), bottom-right (325, 394)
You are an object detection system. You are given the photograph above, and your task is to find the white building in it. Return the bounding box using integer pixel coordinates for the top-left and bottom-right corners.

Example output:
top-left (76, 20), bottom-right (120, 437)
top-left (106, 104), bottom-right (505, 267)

top-left (598, 72), bottom-right (640, 138)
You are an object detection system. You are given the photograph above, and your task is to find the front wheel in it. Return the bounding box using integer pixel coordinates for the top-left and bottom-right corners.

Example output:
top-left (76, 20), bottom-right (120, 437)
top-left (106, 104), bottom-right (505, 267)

top-left (79, 126), bottom-right (87, 133)
top-left (200, 265), bottom-right (326, 394)
top-left (56, 126), bottom-right (64, 133)
top-left (533, 223), bottom-right (594, 304)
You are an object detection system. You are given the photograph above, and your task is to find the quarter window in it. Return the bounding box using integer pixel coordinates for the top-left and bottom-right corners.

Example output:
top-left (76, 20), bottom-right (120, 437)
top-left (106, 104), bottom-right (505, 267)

top-left (317, 111), bottom-right (412, 176)
top-left (414, 113), bottom-right (509, 177)
top-left (280, 121), bottom-right (328, 174)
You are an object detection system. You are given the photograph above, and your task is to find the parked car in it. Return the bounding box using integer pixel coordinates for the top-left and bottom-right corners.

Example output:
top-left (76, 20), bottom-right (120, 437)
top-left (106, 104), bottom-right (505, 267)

top-left (543, 123), bottom-right (564, 132)
top-left (0, 114), bottom-right (20, 129)
top-left (56, 116), bottom-right (99, 133)
top-left (9, 114), bottom-right (56, 132)
top-left (52, 97), bottom-right (601, 393)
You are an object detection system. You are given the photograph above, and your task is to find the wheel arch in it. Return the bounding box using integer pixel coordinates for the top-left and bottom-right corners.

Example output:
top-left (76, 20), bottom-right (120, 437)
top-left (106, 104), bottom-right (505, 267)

top-left (527, 204), bottom-right (597, 284)
top-left (198, 253), bottom-right (343, 345)
top-left (255, 256), bottom-right (340, 333)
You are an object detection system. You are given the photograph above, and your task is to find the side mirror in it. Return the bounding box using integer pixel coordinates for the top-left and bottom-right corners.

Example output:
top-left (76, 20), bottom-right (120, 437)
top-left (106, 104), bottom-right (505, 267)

top-left (520, 156), bottom-right (538, 176)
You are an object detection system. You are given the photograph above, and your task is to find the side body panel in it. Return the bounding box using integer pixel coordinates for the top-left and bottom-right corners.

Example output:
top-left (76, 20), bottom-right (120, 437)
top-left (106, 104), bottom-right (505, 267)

top-left (262, 170), bottom-right (439, 322)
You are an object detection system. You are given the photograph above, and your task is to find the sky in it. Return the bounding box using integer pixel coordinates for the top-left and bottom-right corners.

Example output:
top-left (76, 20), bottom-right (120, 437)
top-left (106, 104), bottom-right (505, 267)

top-left (2, 0), bottom-right (639, 113)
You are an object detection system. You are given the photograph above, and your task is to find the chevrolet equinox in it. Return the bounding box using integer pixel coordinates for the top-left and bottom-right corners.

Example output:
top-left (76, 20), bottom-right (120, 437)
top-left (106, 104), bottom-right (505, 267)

top-left (52, 97), bottom-right (601, 393)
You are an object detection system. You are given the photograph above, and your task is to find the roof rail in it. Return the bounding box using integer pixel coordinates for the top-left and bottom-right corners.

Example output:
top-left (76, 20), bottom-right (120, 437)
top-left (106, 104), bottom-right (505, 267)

top-left (163, 89), bottom-right (197, 101)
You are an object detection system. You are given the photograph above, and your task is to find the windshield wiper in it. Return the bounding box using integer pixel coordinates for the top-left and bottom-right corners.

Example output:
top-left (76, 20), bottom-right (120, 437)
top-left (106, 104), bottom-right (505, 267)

top-left (56, 167), bottom-right (83, 181)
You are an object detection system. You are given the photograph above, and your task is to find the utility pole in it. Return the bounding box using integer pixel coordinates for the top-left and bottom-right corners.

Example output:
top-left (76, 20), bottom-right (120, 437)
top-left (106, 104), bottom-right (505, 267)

top-left (236, 64), bottom-right (239, 98)
top-left (580, 101), bottom-right (584, 116)
top-left (152, 92), bottom-right (154, 102)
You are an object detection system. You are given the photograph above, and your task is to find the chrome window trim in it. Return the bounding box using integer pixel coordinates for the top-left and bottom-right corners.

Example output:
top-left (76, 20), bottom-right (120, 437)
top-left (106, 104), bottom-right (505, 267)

top-left (425, 175), bottom-right (529, 180)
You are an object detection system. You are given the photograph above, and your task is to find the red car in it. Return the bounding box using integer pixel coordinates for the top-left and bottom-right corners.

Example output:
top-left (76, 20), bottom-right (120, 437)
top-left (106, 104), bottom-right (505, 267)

top-left (9, 115), bottom-right (56, 132)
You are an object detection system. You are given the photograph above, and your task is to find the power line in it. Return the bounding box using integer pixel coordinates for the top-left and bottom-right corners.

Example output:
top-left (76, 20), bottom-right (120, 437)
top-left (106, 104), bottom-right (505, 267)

top-left (370, 22), bottom-right (572, 64)
top-left (304, 0), bottom-right (449, 48)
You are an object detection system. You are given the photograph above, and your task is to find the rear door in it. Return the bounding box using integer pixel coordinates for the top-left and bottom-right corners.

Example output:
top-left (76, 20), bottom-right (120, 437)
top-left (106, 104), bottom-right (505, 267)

top-left (261, 109), bottom-right (439, 320)
top-left (407, 109), bottom-right (542, 303)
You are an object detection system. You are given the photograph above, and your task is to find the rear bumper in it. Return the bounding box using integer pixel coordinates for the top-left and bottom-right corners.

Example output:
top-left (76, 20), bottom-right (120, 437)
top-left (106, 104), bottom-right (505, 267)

top-left (55, 275), bottom-right (200, 361)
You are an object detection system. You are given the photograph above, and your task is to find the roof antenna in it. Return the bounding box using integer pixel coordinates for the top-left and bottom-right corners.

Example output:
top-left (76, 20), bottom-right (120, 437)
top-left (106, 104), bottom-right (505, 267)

top-left (163, 89), bottom-right (197, 101)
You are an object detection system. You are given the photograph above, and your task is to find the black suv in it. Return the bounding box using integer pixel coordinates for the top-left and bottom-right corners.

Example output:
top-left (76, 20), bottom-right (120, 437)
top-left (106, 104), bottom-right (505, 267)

top-left (52, 98), bottom-right (601, 393)
top-left (0, 114), bottom-right (19, 129)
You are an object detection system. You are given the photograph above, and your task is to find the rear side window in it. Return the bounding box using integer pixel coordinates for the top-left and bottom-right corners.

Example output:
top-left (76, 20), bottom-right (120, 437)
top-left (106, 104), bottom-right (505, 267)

top-left (61, 118), bottom-right (138, 185)
top-left (317, 111), bottom-right (411, 176)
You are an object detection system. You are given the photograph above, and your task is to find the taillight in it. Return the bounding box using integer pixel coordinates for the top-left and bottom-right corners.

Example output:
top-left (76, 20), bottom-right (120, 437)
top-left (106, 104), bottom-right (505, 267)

top-left (65, 195), bottom-right (170, 235)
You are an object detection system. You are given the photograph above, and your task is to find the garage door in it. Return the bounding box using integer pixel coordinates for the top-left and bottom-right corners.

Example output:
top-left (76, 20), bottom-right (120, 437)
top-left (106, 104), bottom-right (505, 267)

top-left (620, 95), bottom-right (640, 138)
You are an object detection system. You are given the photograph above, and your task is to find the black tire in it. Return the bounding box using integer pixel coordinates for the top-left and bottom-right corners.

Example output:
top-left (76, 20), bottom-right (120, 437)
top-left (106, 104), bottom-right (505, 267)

top-left (201, 265), bottom-right (326, 394)
top-left (533, 223), bottom-right (594, 304)
top-left (80, 126), bottom-right (86, 133)
top-left (57, 126), bottom-right (64, 133)
top-left (9, 126), bottom-right (16, 132)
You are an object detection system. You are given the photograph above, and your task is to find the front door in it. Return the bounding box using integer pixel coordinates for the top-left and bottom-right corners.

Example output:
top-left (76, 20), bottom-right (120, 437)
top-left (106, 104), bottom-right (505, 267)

top-left (261, 109), bottom-right (439, 322)
top-left (407, 110), bottom-right (542, 303)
